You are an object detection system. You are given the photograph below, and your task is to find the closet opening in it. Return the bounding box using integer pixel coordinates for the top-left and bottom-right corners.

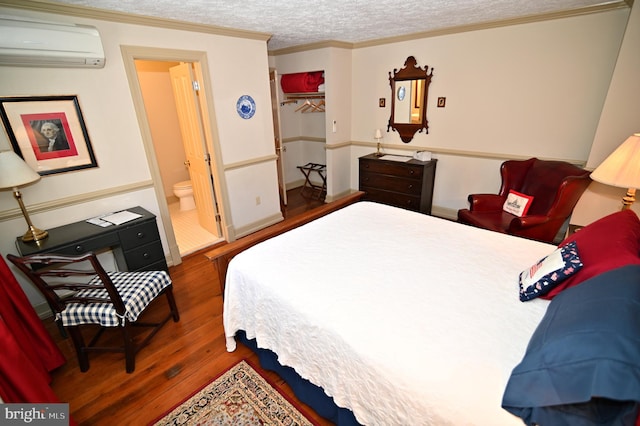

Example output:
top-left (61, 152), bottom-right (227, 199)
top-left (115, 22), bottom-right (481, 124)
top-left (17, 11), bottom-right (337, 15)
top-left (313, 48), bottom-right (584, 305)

top-left (273, 70), bottom-right (327, 205)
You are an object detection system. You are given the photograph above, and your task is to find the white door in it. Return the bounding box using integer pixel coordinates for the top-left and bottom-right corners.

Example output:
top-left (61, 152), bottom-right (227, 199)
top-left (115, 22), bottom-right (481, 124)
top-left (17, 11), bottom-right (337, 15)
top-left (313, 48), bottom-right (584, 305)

top-left (269, 69), bottom-right (287, 206)
top-left (169, 63), bottom-right (220, 236)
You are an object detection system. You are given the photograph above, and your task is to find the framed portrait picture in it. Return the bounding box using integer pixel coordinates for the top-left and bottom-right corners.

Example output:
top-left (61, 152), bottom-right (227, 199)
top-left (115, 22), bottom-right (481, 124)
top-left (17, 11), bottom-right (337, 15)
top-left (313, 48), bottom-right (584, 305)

top-left (0, 95), bottom-right (98, 175)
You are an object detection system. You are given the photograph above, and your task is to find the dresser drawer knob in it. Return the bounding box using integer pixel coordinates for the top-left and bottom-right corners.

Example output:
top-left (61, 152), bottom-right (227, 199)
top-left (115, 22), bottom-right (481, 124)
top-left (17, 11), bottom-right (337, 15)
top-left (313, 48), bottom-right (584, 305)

top-left (137, 232), bottom-right (145, 239)
top-left (75, 245), bottom-right (84, 252)
top-left (409, 170), bottom-right (415, 175)
top-left (408, 184), bottom-right (413, 189)
top-left (143, 252), bottom-right (150, 259)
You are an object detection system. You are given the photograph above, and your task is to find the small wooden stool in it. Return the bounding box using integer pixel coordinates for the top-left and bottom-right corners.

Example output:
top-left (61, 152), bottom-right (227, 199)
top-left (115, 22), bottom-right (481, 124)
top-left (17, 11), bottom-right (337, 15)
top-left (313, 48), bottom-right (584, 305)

top-left (297, 163), bottom-right (326, 199)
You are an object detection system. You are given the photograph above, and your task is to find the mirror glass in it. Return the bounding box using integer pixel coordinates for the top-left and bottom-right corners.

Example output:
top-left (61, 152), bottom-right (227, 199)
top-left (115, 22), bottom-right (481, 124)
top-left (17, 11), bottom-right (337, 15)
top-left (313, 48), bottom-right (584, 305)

top-left (393, 79), bottom-right (425, 124)
top-left (387, 56), bottom-right (433, 143)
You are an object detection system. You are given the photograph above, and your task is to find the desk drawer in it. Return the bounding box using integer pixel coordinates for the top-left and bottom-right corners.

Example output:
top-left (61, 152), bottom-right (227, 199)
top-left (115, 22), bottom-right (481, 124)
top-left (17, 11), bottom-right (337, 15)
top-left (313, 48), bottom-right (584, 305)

top-left (363, 188), bottom-right (421, 211)
top-left (55, 233), bottom-right (119, 255)
top-left (359, 159), bottom-right (424, 179)
top-left (360, 172), bottom-right (421, 195)
top-left (119, 221), bottom-right (161, 250)
top-left (124, 242), bottom-right (165, 271)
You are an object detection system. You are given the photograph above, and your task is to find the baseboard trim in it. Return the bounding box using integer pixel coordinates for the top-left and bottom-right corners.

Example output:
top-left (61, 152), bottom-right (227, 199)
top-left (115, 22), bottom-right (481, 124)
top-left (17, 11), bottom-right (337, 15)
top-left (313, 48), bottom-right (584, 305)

top-left (234, 212), bottom-right (284, 239)
top-left (431, 205), bottom-right (458, 221)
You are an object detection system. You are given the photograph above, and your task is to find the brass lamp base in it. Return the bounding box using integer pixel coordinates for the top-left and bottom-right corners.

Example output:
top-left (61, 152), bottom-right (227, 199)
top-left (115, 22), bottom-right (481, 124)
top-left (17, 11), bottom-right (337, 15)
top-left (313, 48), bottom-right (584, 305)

top-left (374, 142), bottom-right (384, 157)
top-left (22, 226), bottom-right (48, 242)
top-left (621, 187), bottom-right (636, 210)
top-left (13, 188), bottom-right (48, 242)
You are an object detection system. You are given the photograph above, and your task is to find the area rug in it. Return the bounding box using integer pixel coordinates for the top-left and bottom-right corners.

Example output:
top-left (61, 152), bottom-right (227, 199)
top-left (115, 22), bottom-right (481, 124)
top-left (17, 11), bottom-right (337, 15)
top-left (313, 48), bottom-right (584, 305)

top-left (151, 360), bottom-right (317, 426)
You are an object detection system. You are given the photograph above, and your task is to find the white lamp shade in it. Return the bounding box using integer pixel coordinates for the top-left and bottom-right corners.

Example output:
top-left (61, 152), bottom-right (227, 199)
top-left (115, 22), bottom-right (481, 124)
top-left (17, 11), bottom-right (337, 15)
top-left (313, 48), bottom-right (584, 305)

top-left (374, 129), bottom-right (382, 139)
top-left (0, 150), bottom-right (41, 189)
top-left (590, 133), bottom-right (640, 189)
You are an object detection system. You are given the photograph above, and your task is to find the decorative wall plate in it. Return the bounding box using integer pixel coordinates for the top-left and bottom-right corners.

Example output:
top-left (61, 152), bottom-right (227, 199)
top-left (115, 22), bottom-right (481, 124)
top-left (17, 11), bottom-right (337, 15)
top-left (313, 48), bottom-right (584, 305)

top-left (236, 95), bottom-right (256, 119)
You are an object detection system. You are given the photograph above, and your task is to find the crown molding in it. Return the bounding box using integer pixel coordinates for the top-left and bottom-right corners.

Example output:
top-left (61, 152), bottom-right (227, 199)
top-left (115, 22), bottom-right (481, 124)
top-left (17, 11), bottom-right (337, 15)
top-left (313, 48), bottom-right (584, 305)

top-left (0, 0), bottom-right (271, 42)
top-left (0, 0), bottom-right (629, 63)
top-left (269, 1), bottom-right (630, 55)
top-left (268, 40), bottom-right (353, 56)
top-left (356, 2), bottom-right (630, 49)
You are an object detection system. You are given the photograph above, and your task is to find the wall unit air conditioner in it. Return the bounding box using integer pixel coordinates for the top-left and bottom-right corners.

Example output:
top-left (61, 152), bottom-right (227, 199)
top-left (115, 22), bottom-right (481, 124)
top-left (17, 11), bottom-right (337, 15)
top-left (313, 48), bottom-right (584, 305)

top-left (0, 16), bottom-right (105, 68)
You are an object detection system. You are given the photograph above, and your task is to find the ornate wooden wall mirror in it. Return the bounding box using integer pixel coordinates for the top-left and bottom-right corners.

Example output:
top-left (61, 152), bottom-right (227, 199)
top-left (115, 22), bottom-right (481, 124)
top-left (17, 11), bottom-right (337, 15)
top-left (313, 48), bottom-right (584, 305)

top-left (387, 56), bottom-right (434, 143)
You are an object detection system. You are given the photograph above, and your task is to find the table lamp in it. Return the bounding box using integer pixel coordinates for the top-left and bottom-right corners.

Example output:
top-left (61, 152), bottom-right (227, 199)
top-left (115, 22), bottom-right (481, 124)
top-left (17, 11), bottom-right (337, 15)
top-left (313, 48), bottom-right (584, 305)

top-left (590, 133), bottom-right (640, 210)
top-left (374, 129), bottom-right (384, 157)
top-left (0, 150), bottom-right (48, 241)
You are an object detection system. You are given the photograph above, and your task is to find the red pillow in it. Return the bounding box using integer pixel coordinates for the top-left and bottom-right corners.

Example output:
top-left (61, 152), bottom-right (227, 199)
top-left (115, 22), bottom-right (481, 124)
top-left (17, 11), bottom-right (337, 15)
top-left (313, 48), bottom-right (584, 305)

top-left (540, 209), bottom-right (640, 300)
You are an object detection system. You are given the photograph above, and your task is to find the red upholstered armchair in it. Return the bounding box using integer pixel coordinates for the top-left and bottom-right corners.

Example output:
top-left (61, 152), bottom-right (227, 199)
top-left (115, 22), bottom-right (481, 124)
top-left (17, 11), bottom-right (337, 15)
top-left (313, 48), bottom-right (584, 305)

top-left (457, 158), bottom-right (591, 243)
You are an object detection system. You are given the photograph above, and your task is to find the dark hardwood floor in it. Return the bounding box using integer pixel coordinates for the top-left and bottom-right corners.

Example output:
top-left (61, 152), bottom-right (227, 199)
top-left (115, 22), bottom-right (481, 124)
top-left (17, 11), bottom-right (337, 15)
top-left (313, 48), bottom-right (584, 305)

top-left (281, 186), bottom-right (326, 219)
top-left (45, 188), bottom-right (331, 425)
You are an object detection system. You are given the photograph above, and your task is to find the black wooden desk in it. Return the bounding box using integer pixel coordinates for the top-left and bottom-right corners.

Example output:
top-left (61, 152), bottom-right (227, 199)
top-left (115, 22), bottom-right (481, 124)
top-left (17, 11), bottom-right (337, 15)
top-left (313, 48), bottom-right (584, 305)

top-left (15, 206), bottom-right (167, 272)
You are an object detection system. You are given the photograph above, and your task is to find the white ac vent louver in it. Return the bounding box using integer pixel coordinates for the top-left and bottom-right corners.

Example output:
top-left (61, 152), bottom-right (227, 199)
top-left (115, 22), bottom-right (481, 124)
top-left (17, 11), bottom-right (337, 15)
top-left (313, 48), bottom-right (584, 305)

top-left (0, 16), bottom-right (105, 68)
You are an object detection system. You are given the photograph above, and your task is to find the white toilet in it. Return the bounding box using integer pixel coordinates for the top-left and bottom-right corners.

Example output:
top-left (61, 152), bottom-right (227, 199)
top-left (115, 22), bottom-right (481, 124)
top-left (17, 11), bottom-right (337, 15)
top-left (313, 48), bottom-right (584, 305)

top-left (172, 180), bottom-right (196, 211)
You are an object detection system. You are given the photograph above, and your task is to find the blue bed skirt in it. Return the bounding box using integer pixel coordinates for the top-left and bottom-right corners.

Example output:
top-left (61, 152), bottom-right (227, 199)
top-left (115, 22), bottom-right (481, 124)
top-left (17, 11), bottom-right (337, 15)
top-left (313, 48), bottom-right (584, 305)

top-left (236, 330), bottom-right (362, 425)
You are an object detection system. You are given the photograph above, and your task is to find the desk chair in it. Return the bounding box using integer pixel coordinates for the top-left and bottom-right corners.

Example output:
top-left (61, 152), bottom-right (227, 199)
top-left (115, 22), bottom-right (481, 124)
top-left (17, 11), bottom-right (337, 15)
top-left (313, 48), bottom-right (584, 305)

top-left (8, 252), bottom-right (179, 373)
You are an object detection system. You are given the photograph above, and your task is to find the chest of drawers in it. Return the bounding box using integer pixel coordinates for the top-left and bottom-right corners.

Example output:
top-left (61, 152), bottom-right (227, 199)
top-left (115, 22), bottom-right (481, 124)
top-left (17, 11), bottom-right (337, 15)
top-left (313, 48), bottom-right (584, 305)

top-left (359, 153), bottom-right (437, 214)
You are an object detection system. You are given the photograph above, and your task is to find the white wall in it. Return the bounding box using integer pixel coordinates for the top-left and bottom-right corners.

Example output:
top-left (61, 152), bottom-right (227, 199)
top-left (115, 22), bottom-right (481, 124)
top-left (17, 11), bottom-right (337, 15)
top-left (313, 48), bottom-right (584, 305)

top-left (588, 2), bottom-right (640, 169)
top-left (270, 9), bottom-right (629, 214)
top-left (348, 8), bottom-right (628, 215)
top-left (0, 6), bottom-right (278, 308)
top-left (352, 10), bottom-right (627, 158)
top-left (2, 4), bottom-right (634, 310)
top-left (572, 1), bottom-right (640, 225)
top-left (325, 47), bottom-right (353, 198)
top-left (210, 35), bottom-right (281, 233)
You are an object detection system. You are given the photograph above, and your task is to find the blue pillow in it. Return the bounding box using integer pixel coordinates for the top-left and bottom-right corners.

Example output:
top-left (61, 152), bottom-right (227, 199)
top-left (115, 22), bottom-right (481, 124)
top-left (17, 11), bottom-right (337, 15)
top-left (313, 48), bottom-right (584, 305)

top-left (518, 241), bottom-right (582, 302)
top-left (503, 265), bottom-right (640, 425)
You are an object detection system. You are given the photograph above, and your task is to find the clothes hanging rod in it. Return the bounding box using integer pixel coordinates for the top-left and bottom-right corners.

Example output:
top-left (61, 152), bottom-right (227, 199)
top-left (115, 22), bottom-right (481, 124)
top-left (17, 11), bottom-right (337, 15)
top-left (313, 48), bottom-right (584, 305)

top-left (284, 92), bottom-right (325, 100)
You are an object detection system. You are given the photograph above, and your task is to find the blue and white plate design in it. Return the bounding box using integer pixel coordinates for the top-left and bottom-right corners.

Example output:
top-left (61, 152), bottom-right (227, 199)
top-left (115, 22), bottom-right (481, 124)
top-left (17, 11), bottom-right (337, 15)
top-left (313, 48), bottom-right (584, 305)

top-left (236, 95), bottom-right (256, 119)
top-left (397, 86), bottom-right (406, 101)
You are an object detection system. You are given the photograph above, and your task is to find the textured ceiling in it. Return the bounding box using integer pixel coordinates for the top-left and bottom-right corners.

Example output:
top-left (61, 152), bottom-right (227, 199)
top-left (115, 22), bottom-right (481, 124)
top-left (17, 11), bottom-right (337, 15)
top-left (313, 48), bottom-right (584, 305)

top-left (47, 0), bottom-right (620, 50)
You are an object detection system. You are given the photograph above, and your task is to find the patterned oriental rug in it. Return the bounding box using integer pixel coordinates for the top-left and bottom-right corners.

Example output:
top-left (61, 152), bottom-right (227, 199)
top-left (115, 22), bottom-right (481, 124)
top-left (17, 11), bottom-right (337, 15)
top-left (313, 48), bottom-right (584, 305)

top-left (151, 360), bottom-right (317, 426)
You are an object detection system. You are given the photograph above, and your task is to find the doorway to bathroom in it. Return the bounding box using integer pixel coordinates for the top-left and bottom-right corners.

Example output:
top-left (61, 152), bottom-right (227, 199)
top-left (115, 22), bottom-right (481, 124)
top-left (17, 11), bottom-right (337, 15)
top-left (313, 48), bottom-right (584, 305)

top-left (134, 59), bottom-right (224, 256)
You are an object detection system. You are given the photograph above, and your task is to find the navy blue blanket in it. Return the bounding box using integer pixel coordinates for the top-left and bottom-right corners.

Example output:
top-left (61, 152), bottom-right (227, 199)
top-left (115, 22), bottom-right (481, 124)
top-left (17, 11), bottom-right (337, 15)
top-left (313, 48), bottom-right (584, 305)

top-left (503, 265), bottom-right (640, 425)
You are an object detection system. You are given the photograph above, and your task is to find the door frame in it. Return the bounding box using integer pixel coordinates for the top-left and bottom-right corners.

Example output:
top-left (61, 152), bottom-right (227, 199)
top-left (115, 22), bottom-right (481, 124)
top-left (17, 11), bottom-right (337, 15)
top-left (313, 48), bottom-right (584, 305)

top-left (269, 68), bottom-right (287, 207)
top-left (121, 45), bottom-right (231, 266)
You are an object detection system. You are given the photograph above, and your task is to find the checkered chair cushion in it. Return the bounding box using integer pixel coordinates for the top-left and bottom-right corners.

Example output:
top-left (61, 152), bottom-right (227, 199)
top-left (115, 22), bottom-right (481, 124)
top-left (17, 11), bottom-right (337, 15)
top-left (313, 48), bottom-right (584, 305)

top-left (58, 270), bottom-right (172, 327)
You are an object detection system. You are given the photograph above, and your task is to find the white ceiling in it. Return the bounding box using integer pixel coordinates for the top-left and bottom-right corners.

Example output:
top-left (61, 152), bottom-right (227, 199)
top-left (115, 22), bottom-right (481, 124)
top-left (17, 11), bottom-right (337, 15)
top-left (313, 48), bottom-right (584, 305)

top-left (48, 0), bottom-right (620, 50)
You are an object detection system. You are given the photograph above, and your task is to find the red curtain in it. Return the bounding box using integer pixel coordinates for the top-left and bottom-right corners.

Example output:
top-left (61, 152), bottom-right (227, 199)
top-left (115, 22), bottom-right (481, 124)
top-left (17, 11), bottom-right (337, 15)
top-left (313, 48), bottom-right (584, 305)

top-left (0, 253), bottom-right (65, 403)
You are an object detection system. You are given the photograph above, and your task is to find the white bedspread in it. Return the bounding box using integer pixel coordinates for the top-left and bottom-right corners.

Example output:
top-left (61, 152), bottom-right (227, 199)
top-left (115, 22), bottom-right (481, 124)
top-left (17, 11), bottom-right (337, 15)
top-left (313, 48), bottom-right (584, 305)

top-left (224, 202), bottom-right (554, 425)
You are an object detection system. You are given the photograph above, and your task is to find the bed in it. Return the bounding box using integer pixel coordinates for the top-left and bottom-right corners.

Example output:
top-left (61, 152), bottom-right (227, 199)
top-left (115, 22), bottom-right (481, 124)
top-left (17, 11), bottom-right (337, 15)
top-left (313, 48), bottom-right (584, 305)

top-left (210, 195), bottom-right (640, 425)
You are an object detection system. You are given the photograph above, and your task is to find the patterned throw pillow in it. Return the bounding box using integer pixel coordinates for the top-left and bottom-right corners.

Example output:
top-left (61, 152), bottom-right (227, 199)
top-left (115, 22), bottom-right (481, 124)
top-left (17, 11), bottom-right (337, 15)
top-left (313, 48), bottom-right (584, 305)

top-left (503, 190), bottom-right (534, 217)
top-left (518, 241), bottom-right (582, 301)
